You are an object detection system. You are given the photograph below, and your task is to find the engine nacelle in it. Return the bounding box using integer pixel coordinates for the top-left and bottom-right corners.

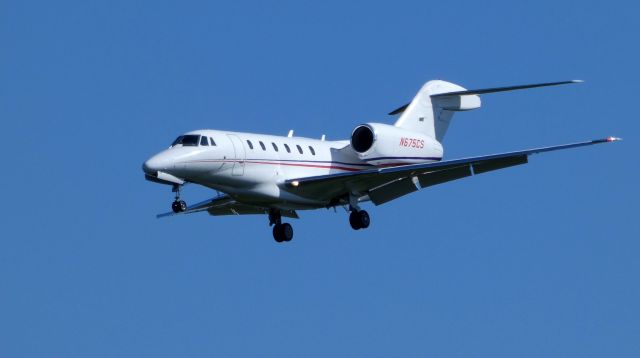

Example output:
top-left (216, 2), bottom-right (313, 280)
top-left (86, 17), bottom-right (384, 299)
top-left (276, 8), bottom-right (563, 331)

top-left (350, 123), bottom-right (443, 166)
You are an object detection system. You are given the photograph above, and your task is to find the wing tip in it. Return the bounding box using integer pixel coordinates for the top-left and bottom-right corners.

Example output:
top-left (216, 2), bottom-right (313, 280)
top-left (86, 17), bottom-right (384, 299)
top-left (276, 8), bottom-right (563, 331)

top-left (592, 136), bottom-right (622, 144)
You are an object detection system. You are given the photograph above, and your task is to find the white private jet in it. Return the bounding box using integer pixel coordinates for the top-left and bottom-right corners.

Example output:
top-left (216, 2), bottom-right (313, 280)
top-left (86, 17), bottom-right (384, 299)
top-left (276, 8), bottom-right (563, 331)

top-left (143, 79), bottom-right (620, 243)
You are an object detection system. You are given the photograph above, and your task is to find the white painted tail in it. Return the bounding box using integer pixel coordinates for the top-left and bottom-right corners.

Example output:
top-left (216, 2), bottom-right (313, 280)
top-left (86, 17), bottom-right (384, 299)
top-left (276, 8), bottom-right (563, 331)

top-left (392, 79), bottom-right (582, 142)
top-left (393, 80), bottom-right (481, 142)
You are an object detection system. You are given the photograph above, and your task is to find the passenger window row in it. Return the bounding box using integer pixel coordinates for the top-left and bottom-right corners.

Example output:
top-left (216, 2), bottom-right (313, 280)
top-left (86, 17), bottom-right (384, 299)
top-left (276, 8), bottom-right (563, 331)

top-left (171, 135), bottom-right (315, 156)
top-left (246, 139), bottom-right (316, 156)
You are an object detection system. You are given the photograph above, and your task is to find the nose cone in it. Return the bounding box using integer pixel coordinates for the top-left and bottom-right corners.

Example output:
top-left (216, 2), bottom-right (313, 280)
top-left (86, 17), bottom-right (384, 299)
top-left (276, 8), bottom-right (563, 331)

top-left (142, 158), bottom-right (157, 175)
top-left (142, 153), bottom-right (169, 175)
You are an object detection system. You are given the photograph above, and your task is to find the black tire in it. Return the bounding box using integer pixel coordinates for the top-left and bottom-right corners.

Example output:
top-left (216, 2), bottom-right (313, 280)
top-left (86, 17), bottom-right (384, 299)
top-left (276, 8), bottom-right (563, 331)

top-left (171, 201), bottom-right (180, 213)
top-left (349, 211), bottom-right (362, 230)
top-left (358, 210), bottom-right (370, 229)
top-left (178, 200), bottom-right (187, 212)
top-left (272, 224), bottom-right (285, 243)
top-left (281, 223), bottom-right (293, 242)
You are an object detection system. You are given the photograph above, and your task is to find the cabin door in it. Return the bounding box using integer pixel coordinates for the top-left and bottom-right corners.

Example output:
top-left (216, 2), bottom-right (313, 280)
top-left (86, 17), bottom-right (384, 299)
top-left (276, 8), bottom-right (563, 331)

top-left (226, 134), bottom-right (246, 176)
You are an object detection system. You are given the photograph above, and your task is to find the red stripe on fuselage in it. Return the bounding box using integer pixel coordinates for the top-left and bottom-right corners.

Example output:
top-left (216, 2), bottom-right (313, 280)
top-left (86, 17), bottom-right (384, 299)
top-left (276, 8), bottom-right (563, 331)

top-left (185, 159), bottom-right (364, 172)
top-left (246, 160), bottom-right (362, 171)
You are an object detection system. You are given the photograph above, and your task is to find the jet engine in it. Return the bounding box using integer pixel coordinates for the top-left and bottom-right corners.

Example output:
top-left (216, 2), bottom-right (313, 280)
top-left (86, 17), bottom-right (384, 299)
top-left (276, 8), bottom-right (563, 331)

top-left (350, 123), bottom-right (443, 166)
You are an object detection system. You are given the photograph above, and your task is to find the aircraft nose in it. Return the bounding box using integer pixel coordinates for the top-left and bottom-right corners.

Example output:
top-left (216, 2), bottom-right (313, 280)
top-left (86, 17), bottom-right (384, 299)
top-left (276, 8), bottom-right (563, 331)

top-left (142, 158), bottom-right (156, 175)
top-left (142, 154), bottom-right (168, 175)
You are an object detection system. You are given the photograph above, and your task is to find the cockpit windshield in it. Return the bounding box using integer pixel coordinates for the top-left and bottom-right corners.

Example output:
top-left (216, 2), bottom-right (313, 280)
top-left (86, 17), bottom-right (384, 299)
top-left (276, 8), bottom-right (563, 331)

top-left (171, 135), bottom-right (200, 147)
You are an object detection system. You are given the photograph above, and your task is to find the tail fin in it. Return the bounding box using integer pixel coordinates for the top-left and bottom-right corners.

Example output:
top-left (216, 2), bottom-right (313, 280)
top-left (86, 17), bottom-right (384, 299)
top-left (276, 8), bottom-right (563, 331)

top-left (392, 80), bottom-right (480, 142)
top-left (392, 79), bottom-right (582, 142)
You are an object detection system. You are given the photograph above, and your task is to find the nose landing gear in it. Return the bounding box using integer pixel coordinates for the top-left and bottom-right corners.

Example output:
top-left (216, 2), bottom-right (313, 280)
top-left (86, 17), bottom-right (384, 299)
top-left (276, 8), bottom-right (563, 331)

top-left (171, 184), bottom-right (187, 213)
top-left (269, 209), bottom-right (293, 243)
top-left (171, 200), bottom-right (187, 213)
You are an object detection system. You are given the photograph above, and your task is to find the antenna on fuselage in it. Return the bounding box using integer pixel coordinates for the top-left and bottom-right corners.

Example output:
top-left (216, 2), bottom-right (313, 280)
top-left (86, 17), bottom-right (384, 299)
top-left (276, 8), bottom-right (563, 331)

top-left (321, 134), bottom-right (326, 141)
top-left (287, 130), bottom-right (294, 137)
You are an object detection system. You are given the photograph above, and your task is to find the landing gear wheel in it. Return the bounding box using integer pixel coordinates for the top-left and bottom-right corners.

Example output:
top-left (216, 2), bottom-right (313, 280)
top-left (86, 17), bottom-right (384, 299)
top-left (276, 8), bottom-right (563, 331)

top-left (170, 184), bottom-right (187, 213)
top-left (358, 210), bottom-right (370, 229)
top-left (272, 223), bottom-right (294, 243)
top-left (349, 210), bottom-right (370, 230)
top-left (273, 224), bottom-right (285, 243)
top-left (281, 223), bottom-right (293, 242)
top-left (171, 200), bottom-right (187, 213)
top-left (349, 211), bottom-right (362, 230)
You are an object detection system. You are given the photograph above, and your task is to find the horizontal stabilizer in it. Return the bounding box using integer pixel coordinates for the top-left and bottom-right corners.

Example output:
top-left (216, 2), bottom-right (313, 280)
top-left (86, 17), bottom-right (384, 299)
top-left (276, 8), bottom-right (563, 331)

top-left (389, 80), bottom-right (583, 115)
top-left (430, 80), bottom-right (583, 98)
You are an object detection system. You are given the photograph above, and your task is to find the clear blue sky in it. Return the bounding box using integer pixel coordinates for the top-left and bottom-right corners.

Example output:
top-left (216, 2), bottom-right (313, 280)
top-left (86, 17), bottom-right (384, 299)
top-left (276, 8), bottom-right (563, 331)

top-left (1, 0), bottom-right (638, 356)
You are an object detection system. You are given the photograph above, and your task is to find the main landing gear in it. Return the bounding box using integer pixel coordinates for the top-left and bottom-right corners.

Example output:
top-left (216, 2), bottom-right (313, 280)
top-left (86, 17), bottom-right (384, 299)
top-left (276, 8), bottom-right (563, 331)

top-left (346, 193), bottom-right (370, 231)
top-left (269, 209), bottom-right (293, 243)
top-left (349, 208), bottom-right (370, 230)
top-left (266, 206), bottom-right (370, 243)
top-left (171, 184), bottom-right (187, 213)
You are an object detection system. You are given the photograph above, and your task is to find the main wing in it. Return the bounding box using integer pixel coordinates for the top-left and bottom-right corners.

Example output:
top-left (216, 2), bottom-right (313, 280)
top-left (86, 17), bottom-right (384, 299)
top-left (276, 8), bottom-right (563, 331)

top-left (282, 137), bottom-right (620, 206)
top-left (157, 195), bottom-right (299, 219)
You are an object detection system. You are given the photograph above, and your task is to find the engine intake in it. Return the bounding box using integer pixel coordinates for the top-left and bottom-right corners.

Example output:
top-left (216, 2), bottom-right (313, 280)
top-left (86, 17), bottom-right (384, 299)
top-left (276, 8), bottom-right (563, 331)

top-left (351, 125), bottom-right (375, 153)
top-left (349, 123), bottom-right (443, 166)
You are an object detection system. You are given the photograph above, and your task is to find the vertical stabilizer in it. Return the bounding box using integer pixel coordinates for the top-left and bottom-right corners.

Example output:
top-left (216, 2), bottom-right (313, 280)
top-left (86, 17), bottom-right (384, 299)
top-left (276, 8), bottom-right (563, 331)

top-left (393, 80), bottom-right (481, 141)
top-left (392, 79), bottom-right (582, 141)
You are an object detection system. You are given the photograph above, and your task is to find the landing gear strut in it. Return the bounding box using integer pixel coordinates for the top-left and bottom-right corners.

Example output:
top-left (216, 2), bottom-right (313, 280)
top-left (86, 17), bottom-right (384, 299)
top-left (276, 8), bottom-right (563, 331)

top-left (349, 208), bottom-right (370, 230)
top-left (269, 209), bottom-right (293, 243)
top-left (171, 184), bottom-right (187, 213)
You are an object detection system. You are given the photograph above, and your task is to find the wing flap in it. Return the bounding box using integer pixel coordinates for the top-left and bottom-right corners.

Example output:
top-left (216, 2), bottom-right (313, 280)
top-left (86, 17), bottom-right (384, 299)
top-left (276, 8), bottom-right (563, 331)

top-left (369, 165), bottom-right (476, 205)
top-left (369, 177), bottom-right (419, 205)
top-left (418, 165), bottom-right (473, 188)
top-left (472, 155), bottom-right (528, 174)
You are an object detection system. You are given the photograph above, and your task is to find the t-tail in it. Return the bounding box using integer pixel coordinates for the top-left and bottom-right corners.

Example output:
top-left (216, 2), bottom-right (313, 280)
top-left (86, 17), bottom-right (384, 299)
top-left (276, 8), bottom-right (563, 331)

top-left (391, 79), bottom-right (583, 142)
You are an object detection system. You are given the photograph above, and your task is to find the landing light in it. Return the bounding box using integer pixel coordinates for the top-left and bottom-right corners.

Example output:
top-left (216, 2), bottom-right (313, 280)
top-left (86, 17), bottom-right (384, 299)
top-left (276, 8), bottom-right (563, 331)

top-left (291, 180), bottom-right (299, 187)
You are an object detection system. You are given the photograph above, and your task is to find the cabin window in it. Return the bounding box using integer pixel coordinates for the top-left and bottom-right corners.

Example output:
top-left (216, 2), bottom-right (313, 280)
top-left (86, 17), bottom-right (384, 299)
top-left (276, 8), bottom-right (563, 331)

top-left (309, 146), bottom-right (315, 155)
top-left (296, 145), bottom-right (303, 154)
top-left (200, 136), bottom-right (209, 146)
top-left (259, 141), bottom-right (266, 150)
top-left (246, 140), bottom-right (253, 149)
top-left (272, 143), bottom-right (279, 152)
top-left (284, 144), bottom-right (291, 153)
top-left (210, 137), bottom-right (216, 146)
